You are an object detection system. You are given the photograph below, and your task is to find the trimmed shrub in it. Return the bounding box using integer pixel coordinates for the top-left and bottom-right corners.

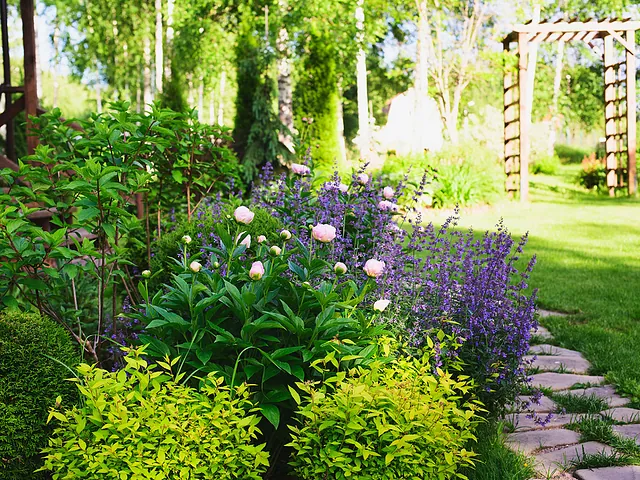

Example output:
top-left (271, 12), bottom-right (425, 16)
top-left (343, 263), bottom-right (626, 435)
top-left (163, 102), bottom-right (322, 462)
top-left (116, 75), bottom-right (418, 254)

top-left (530, 154), bottom-right (561, 175)
top-left (288, 348), bottom-right (481, 479)
top-left (555, 144), bottom-right (594, 164)
top-left (578, 154), bottom-right (607, 191)
top-left (41, 346), bottom-right (269, 479)
top-left (0, 312), bottom-right (79, 479)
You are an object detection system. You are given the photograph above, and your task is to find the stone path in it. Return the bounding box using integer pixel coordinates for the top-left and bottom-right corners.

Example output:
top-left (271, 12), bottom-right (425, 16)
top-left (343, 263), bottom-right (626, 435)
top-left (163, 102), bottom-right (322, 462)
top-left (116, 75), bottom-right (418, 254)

top-left (506, 322), bottom-right (640, 479)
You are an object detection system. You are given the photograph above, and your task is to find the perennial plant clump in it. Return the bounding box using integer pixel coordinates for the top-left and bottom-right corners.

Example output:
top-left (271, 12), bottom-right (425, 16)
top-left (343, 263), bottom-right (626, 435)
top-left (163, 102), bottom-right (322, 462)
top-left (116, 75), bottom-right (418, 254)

top-left (254, 162), bottom-right (538, 410)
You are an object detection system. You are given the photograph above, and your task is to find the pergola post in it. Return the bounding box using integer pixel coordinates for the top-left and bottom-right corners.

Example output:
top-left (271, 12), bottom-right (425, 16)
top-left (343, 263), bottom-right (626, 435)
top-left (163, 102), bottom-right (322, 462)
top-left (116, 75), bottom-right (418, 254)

top-left (518, 32), bottom-right (530, 202)
top-left (20, 0), bottom-right (38, 156)
top-left (603, 34), bottom-right (617, 197)
top-left (626, 29), bottom-right (637, 195)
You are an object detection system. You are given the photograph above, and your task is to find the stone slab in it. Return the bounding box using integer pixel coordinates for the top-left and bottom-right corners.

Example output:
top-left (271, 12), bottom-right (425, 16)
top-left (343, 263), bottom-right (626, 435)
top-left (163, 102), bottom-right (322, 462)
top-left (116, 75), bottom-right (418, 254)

top-left (506, 413), bottom-right (585, 432)
top-left (531, 372), bottom-right (605, 391)
top-left (529, 344), bottom-right (585, 358)
top-left (613, 424), bottom-right (640, 444)
top-left (517, 395), bottom-right (557, 413)
top-left (570, 385), bottom-right (629, 408)
top-left (536, 441), bottom-right (613, 475)
top-left (531, 325), bottom-right (553, 340)
top-left (507, 428), bottom-right (580, 454)
top-left (575, 465), bottom-right (640, 480)
top-left (538, 309), bottom-right (569, 318)
top-left (524, 355), bottom-right (592, 374)
top-left (601, 407), bottom-right (640, 423)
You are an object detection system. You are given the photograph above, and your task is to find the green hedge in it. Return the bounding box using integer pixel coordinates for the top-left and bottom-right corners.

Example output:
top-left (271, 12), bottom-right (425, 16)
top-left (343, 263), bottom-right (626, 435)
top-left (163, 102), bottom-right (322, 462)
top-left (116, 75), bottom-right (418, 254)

top-left (0, 312), bottom-right (79, 479)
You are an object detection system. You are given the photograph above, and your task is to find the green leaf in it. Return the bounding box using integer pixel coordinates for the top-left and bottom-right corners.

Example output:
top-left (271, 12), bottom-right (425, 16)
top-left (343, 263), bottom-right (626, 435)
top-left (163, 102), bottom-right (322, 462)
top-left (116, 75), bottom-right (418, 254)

top-left (261, 404), bottom-right (280, 429)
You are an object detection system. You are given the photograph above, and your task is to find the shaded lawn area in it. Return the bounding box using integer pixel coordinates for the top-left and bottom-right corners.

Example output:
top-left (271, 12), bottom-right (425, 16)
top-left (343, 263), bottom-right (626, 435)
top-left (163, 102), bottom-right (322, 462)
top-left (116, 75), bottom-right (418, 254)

top-left (425, 165), bottom-right (640, 400)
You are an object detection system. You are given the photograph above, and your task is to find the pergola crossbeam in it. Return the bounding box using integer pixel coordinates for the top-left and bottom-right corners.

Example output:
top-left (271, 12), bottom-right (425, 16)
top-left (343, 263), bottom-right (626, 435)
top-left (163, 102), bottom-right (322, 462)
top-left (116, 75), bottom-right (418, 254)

top-left (503, 18), bottom-right (638, 200)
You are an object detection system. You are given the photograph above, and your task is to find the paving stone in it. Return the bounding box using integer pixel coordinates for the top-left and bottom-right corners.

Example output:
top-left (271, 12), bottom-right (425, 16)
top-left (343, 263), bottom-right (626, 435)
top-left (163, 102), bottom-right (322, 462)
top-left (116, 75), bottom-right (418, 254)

top-left (529, 344), bottom-right (585, 358)
top-left (535, 441), bottom-right (614, 474)
top-left (531, 325), bottom-right (554, 339)
top-left (613, 424), bottom-right (640, 444)
top-left (506, 412), bottom-right (586, 432)
top-left (570, 385), bottom-right (630, 408)
top-left (575, 465), bottom-right (640, 480)
top-left (601, 407), bottom-right (640, 423)
top-left (516, 395), bottom-right (557, 413)
top-left (531, 372), bottom-right (605, 391)
top-left (538, 309), bottom-right (569, 318)
top-left (507, 428), bottom-right (580, 454)
top-left (524, 355), bottom-right (592, 374)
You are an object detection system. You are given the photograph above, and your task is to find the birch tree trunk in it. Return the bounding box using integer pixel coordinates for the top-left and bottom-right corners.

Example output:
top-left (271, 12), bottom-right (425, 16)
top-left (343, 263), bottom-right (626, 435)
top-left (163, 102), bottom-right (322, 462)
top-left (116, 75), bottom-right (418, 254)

top-left (198, 78), bottom-right (204, 122)
top-left (355, 0), bottom-right (370, 159)
top-left (548, 40), bottom-right (565, 156)
top-left (164, 0), bottom-right (174, 81)
top-left (143, 30), bottom-right (153, 109)
top-left (52, 23), bottom-right (60, 108)
top-left (209, 90), bottom-right (215, 124)
top-left (413, 1), bottom-right (429, 152)
top-left (155, 0), bottom-right (163, 94)
top-left (96, 83), bottom-right (102, 114)
top-left (217, 70), bottom-right (226, 125)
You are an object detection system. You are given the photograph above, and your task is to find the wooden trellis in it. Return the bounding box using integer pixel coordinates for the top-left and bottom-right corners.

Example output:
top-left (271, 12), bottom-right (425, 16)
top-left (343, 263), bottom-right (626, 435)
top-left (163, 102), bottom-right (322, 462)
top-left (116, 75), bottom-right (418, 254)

top-left (503, 19), bottom-right (640, 200)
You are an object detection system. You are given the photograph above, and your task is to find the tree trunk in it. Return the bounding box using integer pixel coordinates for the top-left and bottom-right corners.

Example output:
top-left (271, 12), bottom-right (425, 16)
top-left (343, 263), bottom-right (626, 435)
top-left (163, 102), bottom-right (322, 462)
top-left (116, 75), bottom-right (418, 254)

top-left (34, 3), bottom-right (41, 102)
top-left (187, 74), bottom-right (194, 108)
top-left (136, 75), bottom-right (142, 113)
top-left (413, 1), bottom-right (429, 152)
top-left (164, 0), bottom-right (174, 81)
top-left (198, 78), bottom-right (204, 122)
top-left (548, 40), bottom-right (565, 156)
top-left (209, 90), bottom-right (215, 124)
top-left (143, 30), bottom-right (153, 109)
top-left (217, 70), bottom-right (226, 125)
top-left (96, 83), bottom-right (102, 114)
top-left (355, 0), bottom-right (370, 160)
top-left (155, 0), bottom-right (163, 94)
top-left (52, 23), bottom-right (60, 108)
top-left (276, 24), bottom-right (294, 153)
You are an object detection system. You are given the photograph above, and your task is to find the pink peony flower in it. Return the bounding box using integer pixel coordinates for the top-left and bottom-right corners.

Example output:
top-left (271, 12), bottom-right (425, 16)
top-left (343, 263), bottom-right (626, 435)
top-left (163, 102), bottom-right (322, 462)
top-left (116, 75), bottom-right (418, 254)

top-left (373, 299), bottom-right (390, 312)
top-left (190, 261), bottom-right (202, 273)
top-left (383, 186), bottom-right (394, 199)
top-left (363, 259), bottom-right (385, 278)
top-left (311, 223), bottom-right (337, 243)
top-left (249, 261), bottom-right (265, 280)
top-left (257, 235), bottom-right (267, 244)
top-left (357, 173), bottom-right (369, 185)
top-left (378, 200), bottom-right (399, 212)
top-left (339, 183), bottom-right (349, 193)
top-left (237, 233), bottom-right (251, 248)
top-left (233, 206), bottom-right (255, 225)
top-left (291, 163), bottom-right (311, 176)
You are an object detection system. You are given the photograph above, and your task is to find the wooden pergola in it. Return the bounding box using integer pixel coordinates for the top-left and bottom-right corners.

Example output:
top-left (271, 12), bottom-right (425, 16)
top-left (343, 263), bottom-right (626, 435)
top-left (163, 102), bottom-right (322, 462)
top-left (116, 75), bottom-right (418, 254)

top-left (503, 18), bottom-right (640, 200)
top-left (0, 0), bottom-right (38, 166)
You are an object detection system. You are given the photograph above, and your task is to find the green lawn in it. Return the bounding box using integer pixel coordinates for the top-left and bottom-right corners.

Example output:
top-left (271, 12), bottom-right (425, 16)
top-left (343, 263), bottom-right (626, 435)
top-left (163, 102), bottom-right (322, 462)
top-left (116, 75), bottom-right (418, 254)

top-left (425, 165), bottom-right (640, 478)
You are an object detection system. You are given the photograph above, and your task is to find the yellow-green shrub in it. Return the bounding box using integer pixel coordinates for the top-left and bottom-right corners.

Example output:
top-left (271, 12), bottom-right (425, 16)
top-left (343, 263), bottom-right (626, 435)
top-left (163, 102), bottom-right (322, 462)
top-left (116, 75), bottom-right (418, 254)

top-left (288, 354), bottom-right (482, 480)
top-left (40, 346), bottom-right (269, 479)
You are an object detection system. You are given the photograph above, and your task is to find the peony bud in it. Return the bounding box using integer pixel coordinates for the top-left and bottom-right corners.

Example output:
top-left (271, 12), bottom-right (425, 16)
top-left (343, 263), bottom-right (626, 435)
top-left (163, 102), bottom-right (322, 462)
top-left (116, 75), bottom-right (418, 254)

top-left (373, 299), bottom-right (390, 312)
top-left (234, 206), bottom-right (255, 225)
top-left (213, 261), bottom-right (220, 268)
top-left (363, 259), bottom-right (385, 278)
top-left (357, 173), bottom-right (369, 185)
top-left (270, 245), bottom-right (282, 256)
top-left (311, 223), bottom-right (337, 243)
top-left (291, 163), bottom-right (311, 176)
top-left (182, 235), bottom-right (192, 244)
top-left (257, 235), bottom-right (267, 244)
top-left (141, 270), bottom-right (151, 278)
top-left (383, 186), bottom-right (395, 199)
top-left (249, 261), bottom-right (265, 280)
top-left (378, 200), bottom-right (399, 212)
top-left (334, 262), bottom-right (347, 275)
top-left (190, 261), bottom-right (202, 273)
top-left (280, 229), bottom-right (292, 240)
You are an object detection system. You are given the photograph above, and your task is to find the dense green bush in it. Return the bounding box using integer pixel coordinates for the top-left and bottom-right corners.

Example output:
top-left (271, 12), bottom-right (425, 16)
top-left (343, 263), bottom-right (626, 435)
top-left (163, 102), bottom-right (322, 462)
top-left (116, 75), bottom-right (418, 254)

top-left (555, 144), bottom-right (594, 164)
top-left (380, 142), bottom-right (503, 208)
top-left (0, 312), bottom-right (79, 479)
top-left (288, 346), bottom-right (481, 479)
top-left (41, 346), bottom-right (269, 480)
top-left (530, 155), bottom-right (561, 175)
top-left (577, 157), bottom-right (607, 191)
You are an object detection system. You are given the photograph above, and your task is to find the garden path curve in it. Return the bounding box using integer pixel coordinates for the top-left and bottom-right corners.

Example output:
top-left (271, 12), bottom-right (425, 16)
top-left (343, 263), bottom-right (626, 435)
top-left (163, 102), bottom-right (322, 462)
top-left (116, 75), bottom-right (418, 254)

top-left (507, 313), bottom-right (640, 480)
